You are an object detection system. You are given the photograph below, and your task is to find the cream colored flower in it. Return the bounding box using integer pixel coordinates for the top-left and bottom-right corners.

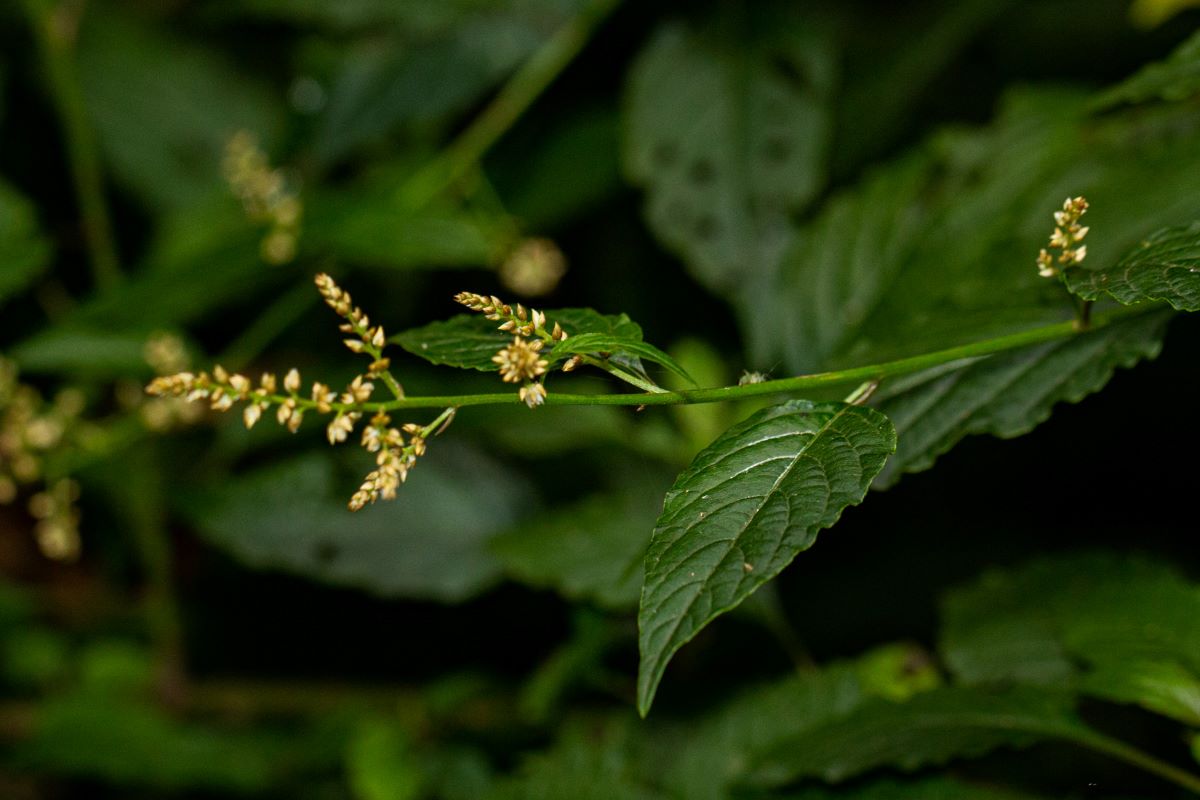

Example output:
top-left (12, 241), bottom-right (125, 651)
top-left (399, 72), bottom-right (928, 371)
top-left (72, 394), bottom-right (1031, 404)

top-left (493, 338), bottom-right (548, 384)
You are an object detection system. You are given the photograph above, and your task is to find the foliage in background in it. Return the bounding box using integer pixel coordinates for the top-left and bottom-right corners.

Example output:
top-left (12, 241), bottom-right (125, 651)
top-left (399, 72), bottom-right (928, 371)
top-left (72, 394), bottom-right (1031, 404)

top-left (2, 0), bottom-right (1200, 798)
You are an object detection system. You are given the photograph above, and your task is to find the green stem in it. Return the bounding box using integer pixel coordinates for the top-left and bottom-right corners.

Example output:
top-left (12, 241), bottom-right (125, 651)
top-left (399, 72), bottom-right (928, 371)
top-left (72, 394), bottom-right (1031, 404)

top-left (21, 0), bottom-right (120, 288)
top-left (398, 0), bottom-right (621, 209)
top-left (219, 281), bottom-right (315, 371)
top-left (261, 303), bottom-right (1149, 414)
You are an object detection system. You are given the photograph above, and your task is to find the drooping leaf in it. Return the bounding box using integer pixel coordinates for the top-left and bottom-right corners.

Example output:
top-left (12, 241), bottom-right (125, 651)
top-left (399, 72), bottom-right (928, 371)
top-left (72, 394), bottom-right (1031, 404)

top-left (551, 333), bottom-right (695, 385)
top-left (623, 5), bottom-right (834, 291)
top-left (0, 180), bottom-right (52, 304)
top-left (940, 552), bottom-right (1200, 724)
top-left (637, 400), bottom-right (895, 715)
top-left (747, 686), bottom-right (1088, 787)
top-left (1092, 27), bottom-right (1200, 109)
top-left (393, 308), bottom-right (644, 371)
top-left (1066, 221), bottom-right (1200, 311)
top-left (77, 9), bottom-right (284, 210)
top-left (178, 446), bottom-right (536, 602)
top-left (873, 310), bottom-right (1170, 488)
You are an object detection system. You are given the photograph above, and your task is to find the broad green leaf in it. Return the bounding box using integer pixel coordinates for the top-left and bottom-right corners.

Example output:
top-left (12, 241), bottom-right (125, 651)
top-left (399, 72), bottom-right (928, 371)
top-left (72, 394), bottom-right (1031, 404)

top-left (0, 179), bottom-right (52, 304)
top-left (1066, 221), bottom-right (1200, 311)
top-left (77, 9), bottom-right (283, 210)
top-left (551, 332), bottom-right (695, 385)
top-left (1093, 27), bottom-right (1200, 109)
top-left (940, 552), bottom-right (1200, 724)
top-left (623, 5), bottom-right (834, 291)
top-left (346, 717), bottom-right (422, 800)
top-left (637, 400), bottom-right (895, 715)
top-left (748, 686), bottom-right (1087, 787)
top-left (393, 308), bottom-right (643, 371)
top-left (178, 446), bottom-right (536, 602)
top-left (492, 474), bottom-right (671, 610)
top-left (745, 85), bottom-right (1200, 374)
top-left (873, 310), bottom-right (1170, 488)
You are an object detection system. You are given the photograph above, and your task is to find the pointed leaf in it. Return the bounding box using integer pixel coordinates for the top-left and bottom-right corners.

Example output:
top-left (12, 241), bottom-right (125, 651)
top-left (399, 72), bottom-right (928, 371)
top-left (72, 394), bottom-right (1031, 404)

top-left (1066, 221), bottom-right (1200, 311)
top-left (637, 400), bottom-right (895, 715)
top-left (551, 333), bottom-right (695, 385)
top-left (1092, 28), bottom-right (1200, 110)
top-left (873, 311), bottom-right (1169, 488)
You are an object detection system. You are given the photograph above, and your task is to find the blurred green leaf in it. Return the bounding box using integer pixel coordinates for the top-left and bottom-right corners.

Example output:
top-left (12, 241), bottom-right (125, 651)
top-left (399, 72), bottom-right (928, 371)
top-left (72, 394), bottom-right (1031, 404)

top-left (347, 717), bottom-right (422, 800)
top-left (0, 179), bottom-right (52, 304)
top-left (872, 310), bottom-right (1170, 488)
top-left (748, 686), bottom-right (1087, 787)
top-left (940, 552), bottom-right (1200, 724)
top-left (745, 86), bottom-right (1200, 374)
top-left (1066, 221), bottom-right (1200, 311)
top-left (77, 9), bottom-right (284, 210)
top-left (10, 328), bottom-right (152, 376)
top-left (493, 472), bottom-right (671, 610)
top-left (0, 627), bottom-right (70, 691)
top-left (623, 4), bottom-right (835, 291)
top-left (13, 693), bottom-right (286, 792)
top-left (638, 401), bottom-right (895, 716)
top-left (1093, 27), bottom-right (1200, 107)
top-left (179, 445), bottom-right (536, 601)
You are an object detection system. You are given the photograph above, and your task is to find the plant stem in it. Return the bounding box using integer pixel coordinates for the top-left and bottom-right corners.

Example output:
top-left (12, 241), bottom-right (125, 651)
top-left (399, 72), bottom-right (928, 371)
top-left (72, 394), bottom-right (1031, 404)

top-left (21, 0), bottom-right (120, 288)
top-left (276, 303), bottom-right (1150, 414)
top-left (398, 0), bottom-right (621, 209)
top-left (1077, 731), bottom-right (1200, 794)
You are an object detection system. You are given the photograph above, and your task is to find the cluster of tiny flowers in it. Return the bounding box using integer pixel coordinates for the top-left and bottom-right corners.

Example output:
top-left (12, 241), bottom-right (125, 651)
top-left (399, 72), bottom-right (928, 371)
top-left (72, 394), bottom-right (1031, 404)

top-left (499, 237), bottom-right (567, 297)
top-left (136, 331), bottom-right (205, 431)
top-left (0, 357), bottom-right (86, 561)
top-left (1036, 196), bottom-right (1089, 278)
top-left (146, 275), bottom-right (446, 511)
top-left (455, 292), bottom-right (574, 408)
top-left (222, 130), bottom-right (303, 265)
top-left (315, 273), bottom-right (397, 384)
top-left (348, 413), bottom-right (429, 510)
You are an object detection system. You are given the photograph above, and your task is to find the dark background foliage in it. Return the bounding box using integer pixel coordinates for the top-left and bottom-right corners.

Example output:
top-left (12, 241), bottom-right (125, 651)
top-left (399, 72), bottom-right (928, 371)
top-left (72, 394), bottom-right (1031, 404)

top-left (1, 1), bottom-right (1198, 798)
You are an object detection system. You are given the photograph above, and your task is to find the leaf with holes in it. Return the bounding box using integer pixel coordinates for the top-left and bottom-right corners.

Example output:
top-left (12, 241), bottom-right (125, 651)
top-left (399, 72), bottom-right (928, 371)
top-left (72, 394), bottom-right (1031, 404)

top-left (1066, 221), bottom-right (1200, 311)
top-left (637, 400), bottom-right (895, 716)
top-left (551, 333), bottom-right (695, 385)
top-left (623, 4), bottom-right (834, 292)
top-left (873, 310), bottom-right (1169, 488)
top-left (394, 308), bottom-right (645, 371)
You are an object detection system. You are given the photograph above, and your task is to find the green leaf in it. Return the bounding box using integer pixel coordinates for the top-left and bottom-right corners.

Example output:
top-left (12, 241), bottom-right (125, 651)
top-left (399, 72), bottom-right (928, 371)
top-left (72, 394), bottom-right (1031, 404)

top-left (178, 446), bottom-right (536, 602)
top-left (1092, 28), bottom-right (1200, 110)
top-left (551, 333), bottom-right (695, 385)
top-left (873, 310), bottom-right (1170, 488)
top-left (393, 308), bottom-right (644, 371)
top-left (77, 9), bottom-right (283, 210)
top-left (747, 686), bottom-right (1086, 787)
top-left (10, 329), bottom-right (156, 377)
top-left (1066, 221), bottom-right (1200, 311)
top-left (637, 400), bottom-right (895, 715)
top-left (346, 717), bottom-right (422, 800)
top-left (623, 5), bottom-right (834, 291)
top-left (745, 85), bottom-right (1200, 374)
top-left (492, 474), bottom-right (671, 610)
top-left (940, 552), bottom-right (1200, 724)
top-left (0, 179), bottom-right (52, 304)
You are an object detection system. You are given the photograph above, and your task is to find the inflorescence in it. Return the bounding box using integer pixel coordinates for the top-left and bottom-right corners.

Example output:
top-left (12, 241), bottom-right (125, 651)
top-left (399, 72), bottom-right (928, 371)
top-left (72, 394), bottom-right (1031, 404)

top-left (454, 292), bottom-right (574, 408)
top-left (1036, 196), bottom-right (1089, 278)
top-left (147, 274), bottom-right (445, 511)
